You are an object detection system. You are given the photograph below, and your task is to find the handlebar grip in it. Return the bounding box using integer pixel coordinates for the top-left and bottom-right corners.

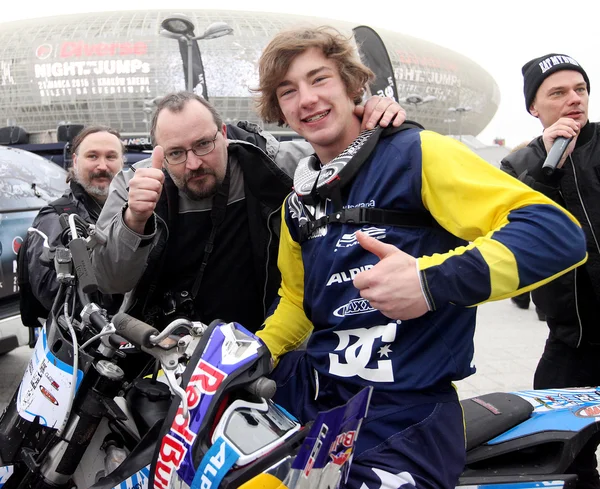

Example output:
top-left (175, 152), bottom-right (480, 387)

top-left (112, 312), bottom-right (159, 348)
top-left (89, 310), bottom-right (109, 331)
top-left (68, 238), bottom-right (98, 294)
top-left (245, 377), bottom-right (277, 399)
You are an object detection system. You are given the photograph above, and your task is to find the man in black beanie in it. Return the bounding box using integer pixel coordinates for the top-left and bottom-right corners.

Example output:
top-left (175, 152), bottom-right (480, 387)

top-left (502, 54), bottom-right (600, 489)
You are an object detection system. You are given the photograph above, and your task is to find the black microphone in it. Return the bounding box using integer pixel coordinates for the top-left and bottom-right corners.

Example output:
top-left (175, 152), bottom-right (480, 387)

top-left (542, 136), bottom-right (573, 177)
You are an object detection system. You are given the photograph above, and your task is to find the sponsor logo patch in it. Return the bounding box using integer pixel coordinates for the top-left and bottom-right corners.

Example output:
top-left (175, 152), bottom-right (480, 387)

top-left (575, 406), bottom-right (600, 418)
top-left (333, 299), bottom-right (375, 317)
top-left (335, 226), bottom-right (386, 250)
top-left (327, 265), bottom-right (373, 286)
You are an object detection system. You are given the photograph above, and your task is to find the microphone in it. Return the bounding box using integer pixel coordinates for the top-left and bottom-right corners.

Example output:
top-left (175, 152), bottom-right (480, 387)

top-left (542, 136), bottom-right (573, 177)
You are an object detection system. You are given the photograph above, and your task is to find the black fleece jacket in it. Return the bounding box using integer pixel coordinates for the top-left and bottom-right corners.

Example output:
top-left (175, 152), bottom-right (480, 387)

top-left (501, 121), bottom-right (600, 348)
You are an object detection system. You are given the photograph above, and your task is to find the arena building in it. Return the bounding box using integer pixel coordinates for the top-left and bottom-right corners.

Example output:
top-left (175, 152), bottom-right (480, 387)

top-left (0, 10), bottom-right (500, 142)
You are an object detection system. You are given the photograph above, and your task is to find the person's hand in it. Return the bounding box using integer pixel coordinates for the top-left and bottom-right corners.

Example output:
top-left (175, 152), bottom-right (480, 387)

top-left (355, 96), bottom-right (406, 131)
top-left (124, 146), bottom-right (165, 234)
top-left (542, 117), bottom-right (580, 169)
top-left (353, 231), bottom-right (429, 320)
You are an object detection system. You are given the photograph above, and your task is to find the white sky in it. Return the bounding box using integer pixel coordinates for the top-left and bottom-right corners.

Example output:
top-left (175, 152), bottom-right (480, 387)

top-left (2, 0), bottom-right (599, 147)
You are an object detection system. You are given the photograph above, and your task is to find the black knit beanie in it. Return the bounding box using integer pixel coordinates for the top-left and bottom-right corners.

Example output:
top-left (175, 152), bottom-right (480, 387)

top-left (522, 53), bottom-right (590, 112)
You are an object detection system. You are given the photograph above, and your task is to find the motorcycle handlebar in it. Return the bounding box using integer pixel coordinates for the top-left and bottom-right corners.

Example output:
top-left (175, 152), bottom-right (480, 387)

top-left (111, 312), bottom-right (159, 348)
top-left (68, 238), bottom-right (98, 294)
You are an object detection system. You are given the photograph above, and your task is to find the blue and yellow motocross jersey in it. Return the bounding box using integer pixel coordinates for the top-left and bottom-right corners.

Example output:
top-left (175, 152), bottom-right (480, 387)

top-left (258, 129), bottom-right (587, 392)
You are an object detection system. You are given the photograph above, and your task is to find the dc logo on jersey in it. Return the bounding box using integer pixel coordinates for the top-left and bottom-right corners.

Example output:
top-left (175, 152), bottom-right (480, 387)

top-left (333, 298), bottom-right (376, 317)
top-left (329, 322), bottom-right (398, 382)
top-left (335, 226), bottom-right (386, 250)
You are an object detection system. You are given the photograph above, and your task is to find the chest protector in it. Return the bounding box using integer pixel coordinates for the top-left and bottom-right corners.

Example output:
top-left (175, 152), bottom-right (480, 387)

top-left (293, 122), bottom-right (437, 242)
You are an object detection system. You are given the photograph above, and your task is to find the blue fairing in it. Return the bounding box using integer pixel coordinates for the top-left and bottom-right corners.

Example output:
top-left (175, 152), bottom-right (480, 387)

top-left (487, 388), bottom-right (600, 445)
top-left (459, 481), bottom-right (566, 489)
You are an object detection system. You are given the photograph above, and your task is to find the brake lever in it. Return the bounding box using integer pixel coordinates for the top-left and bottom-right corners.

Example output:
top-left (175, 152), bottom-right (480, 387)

top-left (86, 224), bottom-right (107, 248)
top-left (140, 344), bottom-right (190, 417)
top-left (142, 320), bottom-right (207, 418)
top-left (111, 314), bottom-right (209, 419)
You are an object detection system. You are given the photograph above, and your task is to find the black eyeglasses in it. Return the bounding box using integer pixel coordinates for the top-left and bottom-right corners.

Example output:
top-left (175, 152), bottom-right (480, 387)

top-left (164, 130), bottom-right (219, 165)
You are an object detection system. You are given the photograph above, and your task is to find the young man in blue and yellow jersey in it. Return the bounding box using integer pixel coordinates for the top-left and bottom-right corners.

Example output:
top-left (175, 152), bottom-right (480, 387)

top-left (254, 27), bottom-right (587, 489)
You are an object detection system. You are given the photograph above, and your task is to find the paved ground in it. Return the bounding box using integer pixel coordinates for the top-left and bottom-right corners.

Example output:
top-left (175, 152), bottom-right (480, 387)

top-left (0, 298), bottom-right (547, 411)
top-left (455, 298), bottom-right (547, 398)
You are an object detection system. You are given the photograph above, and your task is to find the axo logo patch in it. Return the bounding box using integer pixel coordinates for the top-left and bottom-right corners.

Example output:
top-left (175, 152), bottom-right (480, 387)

top-left (333, 298), bottom-right (376, 318)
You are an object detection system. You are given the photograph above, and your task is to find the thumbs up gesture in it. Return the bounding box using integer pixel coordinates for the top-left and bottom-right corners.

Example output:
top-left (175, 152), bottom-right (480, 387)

top-left (352, 231), bottom-right (429, 320)
top-left (124, 146), bottom-right (166, 234)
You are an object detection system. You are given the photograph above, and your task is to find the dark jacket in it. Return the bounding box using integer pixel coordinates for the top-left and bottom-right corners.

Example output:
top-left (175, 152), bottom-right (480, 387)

top-left (500, 121), bottom-right (600, 347)
top-left (27, 181), bottom-right (120, 311)
top-left (93, 123), bottom-right (312, 324)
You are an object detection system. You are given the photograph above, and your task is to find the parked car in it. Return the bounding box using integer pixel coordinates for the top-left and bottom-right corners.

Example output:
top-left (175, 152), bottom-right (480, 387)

top-left (0, 146), bottom-right (68, 353)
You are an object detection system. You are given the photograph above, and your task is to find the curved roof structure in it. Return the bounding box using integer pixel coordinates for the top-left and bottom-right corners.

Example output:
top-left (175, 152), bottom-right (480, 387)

top-left (0, 10), bottom-right (500, 139)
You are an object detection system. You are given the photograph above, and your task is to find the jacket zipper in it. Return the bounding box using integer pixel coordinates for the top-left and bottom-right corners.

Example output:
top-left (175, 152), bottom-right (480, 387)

top-left (263, 205), bottom-right (283, 316)
top-left (569, 154), bottom-right (599, 347)
top-left (574, 268), bottom-right (583, 348)
top-left (245, 141), bottom-right (293, 318)
top-left (571, 155), bottom-right (600, 254)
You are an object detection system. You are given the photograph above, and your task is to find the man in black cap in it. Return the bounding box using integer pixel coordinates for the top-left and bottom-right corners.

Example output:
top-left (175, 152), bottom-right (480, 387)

top-left (502, 54), bottom-right (600, 489)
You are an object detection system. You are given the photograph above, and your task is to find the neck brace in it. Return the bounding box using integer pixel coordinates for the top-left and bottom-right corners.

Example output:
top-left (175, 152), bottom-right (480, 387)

top-left (293, 127), bottom-right (382, 206)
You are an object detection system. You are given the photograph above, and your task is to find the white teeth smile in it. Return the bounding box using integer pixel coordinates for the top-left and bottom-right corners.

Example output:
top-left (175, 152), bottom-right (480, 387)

top-left (304, 110), bottom-right (330, 123)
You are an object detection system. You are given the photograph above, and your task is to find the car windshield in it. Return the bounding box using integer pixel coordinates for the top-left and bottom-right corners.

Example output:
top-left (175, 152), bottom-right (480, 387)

top-left (0, 146), bottom-right (68, 211)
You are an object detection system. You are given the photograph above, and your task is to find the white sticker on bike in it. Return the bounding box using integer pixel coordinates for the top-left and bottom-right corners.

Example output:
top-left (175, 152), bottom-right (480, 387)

top-left (111, 464), bottom-right (150, 489)
top-left (16, 325), bottom-right (82, 428)
top-left (329, 323), bottom-right (398, 382)
top-left (0, 465), bottom-right (14, 486)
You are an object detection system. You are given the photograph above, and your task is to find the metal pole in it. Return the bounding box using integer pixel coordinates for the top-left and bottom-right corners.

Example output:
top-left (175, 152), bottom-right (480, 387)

top-left (458, 112), bottom-right (463, 142)
top-left (187, 38), bottom-right (193, 92)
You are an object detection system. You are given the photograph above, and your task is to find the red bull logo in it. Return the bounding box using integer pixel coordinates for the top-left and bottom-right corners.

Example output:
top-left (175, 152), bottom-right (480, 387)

top-left (35, 44), bottom-right (52, 60)
top-left (330, 448), bottom-right (352, 466)
top-left (154, 359), bottom-right (227, 489)
top-left (12, 236), bottom-right (23, 255)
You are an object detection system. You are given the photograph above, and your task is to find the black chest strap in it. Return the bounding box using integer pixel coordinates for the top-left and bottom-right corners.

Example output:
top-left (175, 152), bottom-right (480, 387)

top-left (190, 163), bottom-right (231, 299)
top-left (299, 206), bottom-right (437, 243)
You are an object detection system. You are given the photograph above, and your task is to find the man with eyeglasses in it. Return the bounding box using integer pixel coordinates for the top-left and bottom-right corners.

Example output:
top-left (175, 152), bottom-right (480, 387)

top-left (92, 91), bottom-right (404, 331)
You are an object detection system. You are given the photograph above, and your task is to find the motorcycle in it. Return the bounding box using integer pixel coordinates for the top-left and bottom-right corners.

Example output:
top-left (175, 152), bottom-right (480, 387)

top-left (458, 386), bottom-right (600, 488)
top-left (0, 214), bottom-right (370, 489)
top-left (2, 213), bottom-right (600, 489)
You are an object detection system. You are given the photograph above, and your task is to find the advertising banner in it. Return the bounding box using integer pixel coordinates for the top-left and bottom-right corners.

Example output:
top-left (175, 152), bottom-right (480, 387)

top-left (352, 26), bottom-right (398, 102)
top-left (32, 40), bottom-right (153, 101)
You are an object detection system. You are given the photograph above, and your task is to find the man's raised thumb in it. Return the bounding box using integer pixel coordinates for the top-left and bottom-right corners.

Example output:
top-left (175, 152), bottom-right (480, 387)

top-left (151, 145), bottom-right (165, 170)
top-left (356, 231), bottom-right (398, 260)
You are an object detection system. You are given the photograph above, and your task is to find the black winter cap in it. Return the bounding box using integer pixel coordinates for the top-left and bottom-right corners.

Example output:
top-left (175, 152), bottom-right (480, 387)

top-left (522, 53), bottom-right (590, 112)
